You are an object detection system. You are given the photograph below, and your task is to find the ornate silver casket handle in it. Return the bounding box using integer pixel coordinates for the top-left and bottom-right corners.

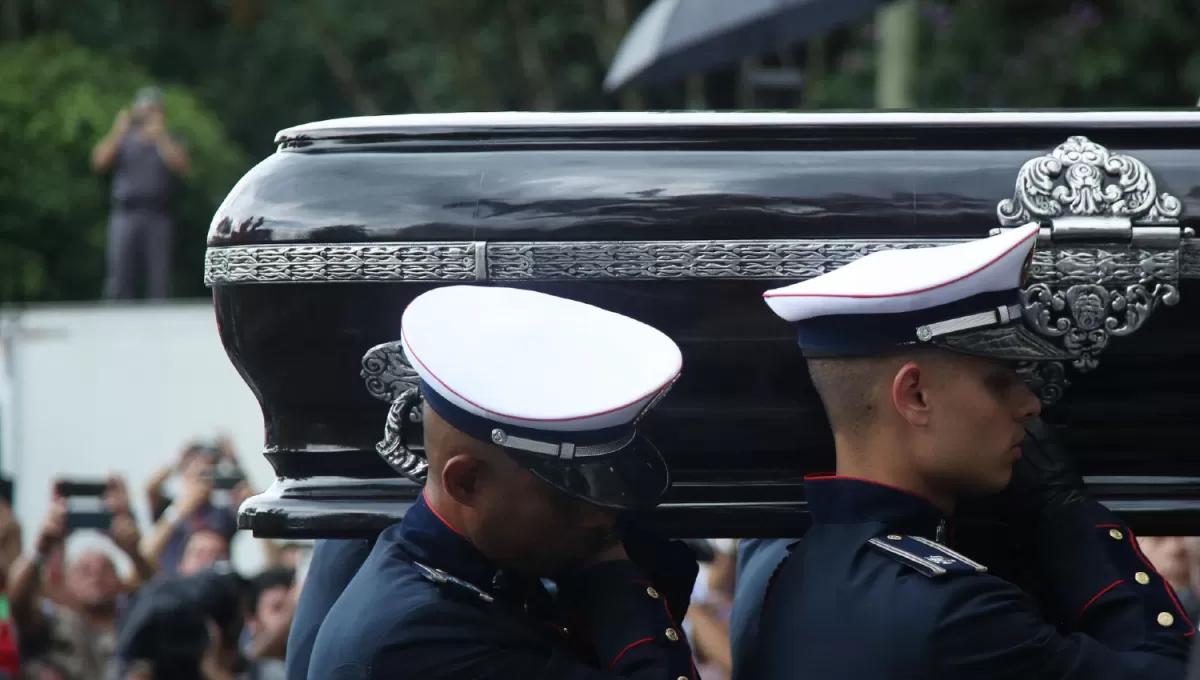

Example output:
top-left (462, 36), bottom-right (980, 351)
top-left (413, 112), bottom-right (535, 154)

top-left (360, 341), bottom-right (429, 482)
top-left (991, 135), bottom-right (1192, 404)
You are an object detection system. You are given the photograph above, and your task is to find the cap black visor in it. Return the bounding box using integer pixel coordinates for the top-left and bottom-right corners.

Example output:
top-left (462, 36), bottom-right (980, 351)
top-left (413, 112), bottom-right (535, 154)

top-left (503, 432), bottom-right (670, 512)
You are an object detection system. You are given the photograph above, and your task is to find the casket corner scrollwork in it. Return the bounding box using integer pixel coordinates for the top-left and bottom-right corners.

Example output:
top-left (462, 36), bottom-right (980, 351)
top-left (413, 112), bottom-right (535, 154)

top-left (996, 134), bottom-right (1189, 405)
top-left (360, 341), bottom-right (429, 483)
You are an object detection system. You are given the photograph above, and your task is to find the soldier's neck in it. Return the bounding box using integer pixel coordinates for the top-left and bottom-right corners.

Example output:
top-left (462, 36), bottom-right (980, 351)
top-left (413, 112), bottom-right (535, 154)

top-left (422, 485), bottom-right (470, 536)
top-left (833, 433), bottom-right (956, 515)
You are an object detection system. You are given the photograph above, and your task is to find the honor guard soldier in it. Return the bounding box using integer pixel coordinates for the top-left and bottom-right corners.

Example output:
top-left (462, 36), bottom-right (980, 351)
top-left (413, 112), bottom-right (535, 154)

top-left (306, 286), bottom-right (700, 680)
top-left (285, 538), bottom-right (374, 680)
top-left (742, 224), bottom-right (1194, 679)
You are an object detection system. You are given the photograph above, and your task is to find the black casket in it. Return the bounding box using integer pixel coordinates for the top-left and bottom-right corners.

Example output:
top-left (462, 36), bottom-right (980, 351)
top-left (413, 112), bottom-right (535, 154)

top-left (205, 111), bottom-right (1200, 539)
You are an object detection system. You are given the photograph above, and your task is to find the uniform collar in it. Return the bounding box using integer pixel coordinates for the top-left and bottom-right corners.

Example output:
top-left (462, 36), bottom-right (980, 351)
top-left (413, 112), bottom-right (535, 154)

top-left (804, 474), bottom-right (949, 542)
top-left (392, 491), bottom-right (535, 600)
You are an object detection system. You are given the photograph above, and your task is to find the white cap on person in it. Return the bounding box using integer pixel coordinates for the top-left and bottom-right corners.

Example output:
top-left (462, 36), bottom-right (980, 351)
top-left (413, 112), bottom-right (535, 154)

top-left (762, 223), bottom-right (1069, 361)
top-left (399, 285), bottom-right (683, 510)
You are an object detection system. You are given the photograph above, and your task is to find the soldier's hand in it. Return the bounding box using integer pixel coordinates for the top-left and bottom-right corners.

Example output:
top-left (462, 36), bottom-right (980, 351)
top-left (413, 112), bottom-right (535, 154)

top-left (579, 541), bottom-right (628, 568)
top-left (622, 532), bottom-right (700, 623)
top-left (1002, 418), bottom-right (1089, 520)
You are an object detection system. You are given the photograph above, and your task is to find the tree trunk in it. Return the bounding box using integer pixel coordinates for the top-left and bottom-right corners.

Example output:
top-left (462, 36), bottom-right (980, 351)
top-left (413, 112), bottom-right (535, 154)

top-left (505, 0), bottom-right (557, 110)
top-left (300, 0), bottom-right (382, 115)
top-left (600, 0), bottom-right (643, 110)
top-left (875, 0), bottom-right (919, 109)
top-left (1, 0), bottom-right (20, 41)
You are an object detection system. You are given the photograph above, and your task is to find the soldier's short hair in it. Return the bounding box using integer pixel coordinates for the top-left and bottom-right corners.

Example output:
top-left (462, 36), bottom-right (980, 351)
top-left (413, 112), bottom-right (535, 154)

top-left (805, 356), bottom-right (891, 438)
top-left (806, 350), bottom-right (952, 438)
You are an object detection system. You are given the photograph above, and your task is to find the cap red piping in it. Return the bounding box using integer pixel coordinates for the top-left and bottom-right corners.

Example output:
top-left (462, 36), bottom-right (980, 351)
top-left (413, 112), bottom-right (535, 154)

top-left (763, 227), bottom-right (1038, 300)
top-left (421, 489), bottom-right (465, 538)
top-left (803, 473), bottom-right (940, 506)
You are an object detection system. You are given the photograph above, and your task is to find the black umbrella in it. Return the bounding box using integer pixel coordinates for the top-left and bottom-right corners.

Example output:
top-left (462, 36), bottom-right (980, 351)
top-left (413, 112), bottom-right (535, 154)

top-left (604, 0), bottom-right (890, 92)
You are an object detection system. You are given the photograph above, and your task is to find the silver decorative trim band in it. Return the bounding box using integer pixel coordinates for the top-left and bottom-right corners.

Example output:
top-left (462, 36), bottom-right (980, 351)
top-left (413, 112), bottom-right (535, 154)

top-left (203, 238), bottom-right (1199, 286)
top-left (205, 243), bottom-right (480, 285)
top-left (206, 239), bottom-right (961, 285)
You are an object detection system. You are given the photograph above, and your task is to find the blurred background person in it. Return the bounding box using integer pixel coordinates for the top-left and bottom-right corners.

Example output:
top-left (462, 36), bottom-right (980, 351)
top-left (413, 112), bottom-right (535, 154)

top-left (90, 86), bottom-right (190, 301)
top-left (142, 440), bottom-right (248, 576)
top-left (9, 478), bottom-right (150, 680)
top-left (1139, 536), bottom-right (1200, 622)
top-left (108, 566), bottom-right (251, 680)
top-left (241, 567), bottom-right (296, 680)
top-left (685, 538), bottom-right (737, 680)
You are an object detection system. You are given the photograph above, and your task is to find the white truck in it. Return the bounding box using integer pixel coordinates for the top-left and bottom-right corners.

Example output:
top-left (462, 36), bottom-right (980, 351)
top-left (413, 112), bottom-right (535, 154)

top-left (0, 300), bottom-right (281, 574)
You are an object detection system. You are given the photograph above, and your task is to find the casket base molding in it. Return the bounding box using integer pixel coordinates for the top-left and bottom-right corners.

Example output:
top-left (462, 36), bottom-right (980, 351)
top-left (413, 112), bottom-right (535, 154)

top-left (237, 474), bottom-right (1200, 539)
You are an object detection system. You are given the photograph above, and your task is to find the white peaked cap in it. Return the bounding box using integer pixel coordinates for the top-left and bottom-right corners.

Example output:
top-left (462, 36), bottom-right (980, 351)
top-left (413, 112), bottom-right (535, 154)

top-left (762, 224), bottom-right (1069, 360)
top-left (401, 286), bottom-right (681, 432)
top-left (399, 285), bottom-right (683, 509)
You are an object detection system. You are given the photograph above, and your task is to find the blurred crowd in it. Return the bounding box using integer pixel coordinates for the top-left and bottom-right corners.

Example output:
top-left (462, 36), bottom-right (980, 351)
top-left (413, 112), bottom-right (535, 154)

top-left (0, 439), bottom-right (1196, 680)
top-left (0, 438), bottom-right (304, 680)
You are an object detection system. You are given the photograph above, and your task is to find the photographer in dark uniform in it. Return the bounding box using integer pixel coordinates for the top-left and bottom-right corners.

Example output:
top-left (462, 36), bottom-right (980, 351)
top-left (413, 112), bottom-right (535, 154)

top-left (91, 86), bottom-right (190, 300)
top-left (307, 285), bottom-right (700, 680)
top-left (744, 225), bottom-right (1192, 679)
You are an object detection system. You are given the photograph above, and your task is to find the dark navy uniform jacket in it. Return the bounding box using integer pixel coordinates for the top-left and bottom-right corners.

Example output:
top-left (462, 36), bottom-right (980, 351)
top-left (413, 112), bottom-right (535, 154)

top-left (729, 538), bottom-right (792, 680)
top-left (307, 493), bottom-right (698, 680)
top-left (285, 539), bottom-right (375, 680)
top-left (748, 475), bottom-right (1194, 680)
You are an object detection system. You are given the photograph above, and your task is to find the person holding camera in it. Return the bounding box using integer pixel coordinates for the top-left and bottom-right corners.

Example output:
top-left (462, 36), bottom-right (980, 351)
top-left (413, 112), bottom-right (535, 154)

top-left (307, 286), bottom-right (700, 680)
top-left (90, 86), bottom-right (190, 301)
top-left (9, 477), bottom-right (150, 680)
top-left (142, 439), bottom-right (248, 576)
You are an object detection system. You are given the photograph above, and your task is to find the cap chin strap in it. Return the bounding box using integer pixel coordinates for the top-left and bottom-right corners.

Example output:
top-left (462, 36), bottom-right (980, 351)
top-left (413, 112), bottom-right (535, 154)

top-left (915, 304), bottom-right (1022, 342)
top-left (488, 428), bottom-right (636, 461)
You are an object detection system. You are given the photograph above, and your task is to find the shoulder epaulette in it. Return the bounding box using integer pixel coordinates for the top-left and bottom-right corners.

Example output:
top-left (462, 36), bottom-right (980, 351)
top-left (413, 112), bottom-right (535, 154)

top-left (411, 561), bottom-right (496, 603)
top-left (867, 534), bottom-right (988, 578)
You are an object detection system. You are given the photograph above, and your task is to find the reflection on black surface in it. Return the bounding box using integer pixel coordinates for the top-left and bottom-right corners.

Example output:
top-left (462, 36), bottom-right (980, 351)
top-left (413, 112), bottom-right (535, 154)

top-left (211, 116), bottom-right (1200, 537)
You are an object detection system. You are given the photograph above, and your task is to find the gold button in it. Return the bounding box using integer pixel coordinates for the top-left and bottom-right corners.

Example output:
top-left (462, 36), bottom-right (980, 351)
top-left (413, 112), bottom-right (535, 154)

top-left (665, 628), bottom-right (679, 642)
top-left (678, 677), bottom-right (689, 680)
top-left (1158, 612), bottom-right (1175, 627)
top-left (887, 534), bottom-right (902, 541)
top-left (1109, 529), bottom-right (1124, 540)
top-left (1135, 572), bottom-right (1151, 585)
top-left (646, 586), bottom-right (659, 599)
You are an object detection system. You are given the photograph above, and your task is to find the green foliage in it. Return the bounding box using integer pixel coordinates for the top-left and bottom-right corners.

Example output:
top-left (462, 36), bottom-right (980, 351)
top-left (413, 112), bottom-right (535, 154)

top-left (914, 0), bottom-right (1200, 107)
top-left (0, 35), bottom-right (246, 302)
top-left (5, 0), bottom-right (1200, 304)
top-left (812, 0), bottom-right (1200, 109)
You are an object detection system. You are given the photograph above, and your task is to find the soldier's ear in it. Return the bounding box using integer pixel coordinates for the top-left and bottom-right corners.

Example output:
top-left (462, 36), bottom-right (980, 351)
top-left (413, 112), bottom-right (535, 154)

top-left (441, 454), bottom-right (484, 506)
top-left (891, 361), bottom-right (931, 427)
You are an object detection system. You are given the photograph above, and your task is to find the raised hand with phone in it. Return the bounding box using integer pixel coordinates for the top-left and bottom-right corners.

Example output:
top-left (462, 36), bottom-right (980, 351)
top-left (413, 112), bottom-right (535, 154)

top-left (141, 438), bottom-right (241, 574)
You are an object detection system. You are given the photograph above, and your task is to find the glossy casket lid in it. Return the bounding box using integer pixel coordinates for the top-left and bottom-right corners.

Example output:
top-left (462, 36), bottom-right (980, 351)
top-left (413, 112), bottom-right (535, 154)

top-left (211, 111), bottom-right (1200, 537)
top-left (209, 110), bottom-right (1200, 249)
top-left (275, 110), bottom-right (1200, 142)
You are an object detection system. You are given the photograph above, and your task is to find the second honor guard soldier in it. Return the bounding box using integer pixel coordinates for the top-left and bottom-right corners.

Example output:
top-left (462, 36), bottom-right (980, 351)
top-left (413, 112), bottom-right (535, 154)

top-left (746, 223), bottom-right (1193, 679)
top-left (307, 285), bottom-right (700, 680)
